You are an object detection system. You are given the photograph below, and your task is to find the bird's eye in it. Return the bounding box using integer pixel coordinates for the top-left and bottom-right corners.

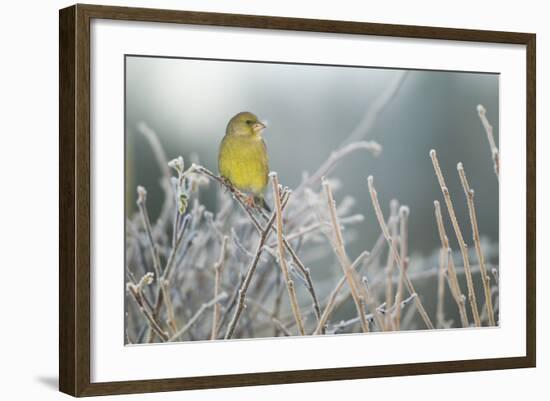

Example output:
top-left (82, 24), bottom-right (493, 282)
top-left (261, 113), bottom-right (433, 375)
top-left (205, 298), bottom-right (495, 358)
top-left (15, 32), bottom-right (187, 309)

top-left (245, 120), bottom-right (253, 125)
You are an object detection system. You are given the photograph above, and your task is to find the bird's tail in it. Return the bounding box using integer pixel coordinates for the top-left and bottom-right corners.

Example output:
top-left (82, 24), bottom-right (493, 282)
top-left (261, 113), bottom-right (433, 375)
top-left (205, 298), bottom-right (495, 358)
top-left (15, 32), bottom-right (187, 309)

top-left (254, 195), bottom-right (271, 213)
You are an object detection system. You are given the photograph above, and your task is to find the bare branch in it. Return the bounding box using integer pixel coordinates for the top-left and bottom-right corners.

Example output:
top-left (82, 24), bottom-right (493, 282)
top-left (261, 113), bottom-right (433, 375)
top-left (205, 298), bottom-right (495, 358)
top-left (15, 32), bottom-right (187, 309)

top-left (476, 105), bottom-right (499, 179)
top-left (343, 71), bottom-right (409, 144)
top-left (296, 141), bottom-right (381, 194)
top-left (368, 176), bottom-right (434, 330)
top-left (127, 277), bottom-right (169, 342)
top-left (322, 178), bottom-right (369, 333)
top-left (430, 150), bottom-right (481, 327)
top-left (457, 162), bottom-right (495, 326)
top-left (270, 172), bottom-right (306, 335)
top-left (433, 200), bottom-right (469, 327)
top-left (211, 235), bottom-right (228, 340)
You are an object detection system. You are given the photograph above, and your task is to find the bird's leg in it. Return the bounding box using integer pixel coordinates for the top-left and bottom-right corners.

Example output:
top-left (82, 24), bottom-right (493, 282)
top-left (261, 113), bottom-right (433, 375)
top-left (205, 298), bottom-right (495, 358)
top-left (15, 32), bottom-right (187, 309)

top-left (244, 194), bottom-right (256, 209)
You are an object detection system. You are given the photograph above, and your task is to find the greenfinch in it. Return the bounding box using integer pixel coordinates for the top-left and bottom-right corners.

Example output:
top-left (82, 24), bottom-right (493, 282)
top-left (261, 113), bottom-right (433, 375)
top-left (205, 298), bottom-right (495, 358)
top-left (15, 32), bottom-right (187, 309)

top-left (218, 111), bottom-right (270, 210)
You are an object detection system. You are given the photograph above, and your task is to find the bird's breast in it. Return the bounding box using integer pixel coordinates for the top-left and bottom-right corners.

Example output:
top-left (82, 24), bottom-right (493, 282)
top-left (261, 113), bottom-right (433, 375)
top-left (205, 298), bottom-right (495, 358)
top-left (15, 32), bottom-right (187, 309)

top-left (218, 135), bottom-right (269, 194)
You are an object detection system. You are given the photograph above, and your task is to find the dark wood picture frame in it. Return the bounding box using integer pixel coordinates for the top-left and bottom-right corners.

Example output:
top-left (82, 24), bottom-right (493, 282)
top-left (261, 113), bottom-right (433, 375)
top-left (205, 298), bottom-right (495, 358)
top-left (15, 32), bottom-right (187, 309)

top-left (59, 3), bottom-right (536, 397)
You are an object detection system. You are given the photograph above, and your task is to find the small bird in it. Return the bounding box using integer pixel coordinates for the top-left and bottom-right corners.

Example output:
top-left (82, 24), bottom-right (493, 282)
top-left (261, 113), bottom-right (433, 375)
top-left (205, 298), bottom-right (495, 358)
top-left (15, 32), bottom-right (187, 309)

top-left (218, 111), bottom-right (270, 210)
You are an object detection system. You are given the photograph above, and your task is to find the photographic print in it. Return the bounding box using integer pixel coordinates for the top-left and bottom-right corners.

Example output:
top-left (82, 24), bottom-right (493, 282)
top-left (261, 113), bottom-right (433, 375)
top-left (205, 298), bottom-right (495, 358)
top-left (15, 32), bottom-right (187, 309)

top-left (59, 5), bottom-right (535, 395)
top-left (124, 56), bottom-right (499, 344)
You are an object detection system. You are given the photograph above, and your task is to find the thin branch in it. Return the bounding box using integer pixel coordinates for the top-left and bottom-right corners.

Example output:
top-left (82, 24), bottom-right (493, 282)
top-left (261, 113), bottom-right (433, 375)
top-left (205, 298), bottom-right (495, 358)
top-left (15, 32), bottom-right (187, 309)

top-left (267, 214), bottom-right (363, 247)
top-left (136, 122), bottom-right (171, 188)
top-left (322, 178), bottom-right (369, 333)
top-left (361, 276), bottom-right (386, 331)
top-left (270, 172), bottom-right (306, 335)
top-left (367, 176), bottom-right (434, 329)
top-left (314, 218), bottom-right (394, 335)
top-left (343, 71), bottom-right (409, 144)
top-left (388, 293), bottom-right (418, 323)
top-left (211, 235), bottom-right (228, 340)
top-left (384, 199), bottom-right (399, 329)
top-left (224, 223), bottom-right (272, 339)
top-left (376, 262), bottom-right (493, 286)
top-left (271, 271), bottom-right (285, 336)
top-left (314, 251), bottom-right (369, 334)
top-left (447, 249), bottom-right (469, 328)
top-left (476, 105), bottom-right (499, 179)
top-left (277, 234), bottom-right (322, 326)
top-left (136, 122), bottom-right (173, 233)
top-left (296, 141), bottom-right (381, 194)
top-left (434, 200), bottom-right (469, 327)
top-left (149, 206), bottom-right (190, 336)
top-left (216, 272), bottom-right (245, 336)
top-left (393, 206), bottom-right (409, 330)
top-left (136, 186), bottom-right (176, 334)
top-left (163, 214), bottom-right (191, 282)
top-left (136, 186), bottom-right (162, 279)
top-left (258, 207), bottom-right (323, 329)
top-left (126, 276), bottom-right (169, 342)
top-left (432, 200), bottom-right (453, 330)
top-left (436, 246), bottom-right (446, 329)
top-left (430, 150), bottom-right (481, 327)
top-left (457, 162), bottom-right (495, 326)
top-left (329, 292), bottom-right (416, 334)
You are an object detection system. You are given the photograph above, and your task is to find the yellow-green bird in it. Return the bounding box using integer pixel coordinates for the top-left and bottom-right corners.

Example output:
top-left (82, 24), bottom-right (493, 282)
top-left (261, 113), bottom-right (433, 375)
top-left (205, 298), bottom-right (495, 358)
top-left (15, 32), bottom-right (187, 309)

top-left (218, 111), bottom-right (270, 210)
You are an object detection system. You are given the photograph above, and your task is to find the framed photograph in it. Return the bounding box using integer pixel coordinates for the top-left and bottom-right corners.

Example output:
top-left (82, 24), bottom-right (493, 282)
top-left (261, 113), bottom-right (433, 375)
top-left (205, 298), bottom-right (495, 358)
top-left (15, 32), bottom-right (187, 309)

top-left (59, 4), bottom-right (536, 397)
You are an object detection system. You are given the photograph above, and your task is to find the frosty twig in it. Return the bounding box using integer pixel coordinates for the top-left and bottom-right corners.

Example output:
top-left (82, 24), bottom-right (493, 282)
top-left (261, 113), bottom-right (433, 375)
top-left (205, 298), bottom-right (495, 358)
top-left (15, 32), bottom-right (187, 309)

top-left (368, 176), bottom-right (434, 330)
top-left (430, 150), bottom-right (481, 327)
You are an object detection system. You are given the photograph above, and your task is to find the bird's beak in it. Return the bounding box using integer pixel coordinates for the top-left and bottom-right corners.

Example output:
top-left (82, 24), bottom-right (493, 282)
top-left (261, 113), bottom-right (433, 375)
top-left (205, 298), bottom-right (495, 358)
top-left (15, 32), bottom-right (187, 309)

top-left (252, 121), bottom-right (267, 133)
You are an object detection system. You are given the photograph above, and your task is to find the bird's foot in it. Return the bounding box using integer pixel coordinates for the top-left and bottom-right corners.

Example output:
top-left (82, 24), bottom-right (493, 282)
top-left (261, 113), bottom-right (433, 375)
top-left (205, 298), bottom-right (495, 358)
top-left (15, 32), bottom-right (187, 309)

top-left (244, 195), bottom-right (256, 209)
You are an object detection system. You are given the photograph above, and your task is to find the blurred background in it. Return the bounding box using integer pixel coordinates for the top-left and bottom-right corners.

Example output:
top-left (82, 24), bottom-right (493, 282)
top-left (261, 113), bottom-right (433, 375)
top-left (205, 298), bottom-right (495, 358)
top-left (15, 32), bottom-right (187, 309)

top-left (125, 55), bottom-right (499, 328)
